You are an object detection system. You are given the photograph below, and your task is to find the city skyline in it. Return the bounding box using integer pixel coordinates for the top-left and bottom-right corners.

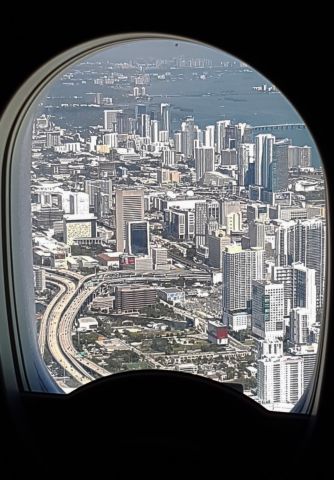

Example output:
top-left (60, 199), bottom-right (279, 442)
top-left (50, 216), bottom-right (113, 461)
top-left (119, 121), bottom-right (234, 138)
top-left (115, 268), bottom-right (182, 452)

top-left (31, 39), bottom-right (325, 412)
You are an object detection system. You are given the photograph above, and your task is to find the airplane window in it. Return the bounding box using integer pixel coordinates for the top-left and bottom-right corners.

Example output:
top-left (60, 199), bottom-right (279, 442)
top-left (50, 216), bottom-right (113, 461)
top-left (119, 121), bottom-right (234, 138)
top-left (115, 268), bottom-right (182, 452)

top-left (15, 36), bottom-right (326, 411)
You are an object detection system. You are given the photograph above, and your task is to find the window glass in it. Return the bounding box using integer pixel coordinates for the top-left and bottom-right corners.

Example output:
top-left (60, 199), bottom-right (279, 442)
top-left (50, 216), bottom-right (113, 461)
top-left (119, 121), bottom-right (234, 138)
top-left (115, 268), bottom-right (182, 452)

top-left (30, 38), bottom-right (325, 410)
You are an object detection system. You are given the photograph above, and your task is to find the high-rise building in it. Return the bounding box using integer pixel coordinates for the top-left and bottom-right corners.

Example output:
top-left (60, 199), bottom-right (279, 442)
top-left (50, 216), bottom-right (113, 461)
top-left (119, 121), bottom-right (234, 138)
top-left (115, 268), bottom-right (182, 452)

top-left (288, 145), bottom-right (312, 168)
top-left (127, 221), bottom-right (150, 256)
top-left (160, 103), bottom-right (170, 136)
top-left (220, 200), bottom-right (242, 227)
top-left (165, 208), bottom-right (195, 241)
top-left (275, 219), bottom-right (326, 309)
top-left (85, 179), bottom-right (113, 213)
top-left (135, 104), bottom-right (146, 119)
top-left (216, 120), bottom-right (231, 153)
top-left (270, 141), bottom-right (289, 192)
top-left (205, 125), bottom-right (215, 148)
top-left (208, 232), bottom-right (231, 269)
top-left (255, 134), bottom-right (275, 188)
top-left (104, 109), bottom-right (122, 131)
top-left (181, 117), bottom-right (196, 158)
top-left (256, 338), bottom-right (284, 359)
top-left (238, 143), bottom-right (255, 186)
top-left (195, 146), bottom-right (215, 181)
top-left (35, 268), bottom-right (46, 292)
top-left (195, 203), bottom-right (207, 248)
top-left (252, 280), bottom-right (284, 340)
top-left (221, 149), bottom-right (237, 166)
top-left (69, 192), bottom-right (90, 215)
top-left (257, 356), bottom-right (304, 407)
top-left (150, 120), bottom-right (159, 143)
top-left (226, 211), bottom-right (242, 234)
top-left (249, 221), bottom-right (265, 249)
top-left (222, 245), bottom-right (265, 331)
top-left (174, 132), bottom-right (182, 153)
top-left (115, 189), bottom-right (144, 252)
top-left (162, 149), bottom-right (175, 166)
top-left (289, 343), bottom-right (318, 392)
top-left (290, 308), bottom-right (311, 345)
top-left (140, 114), bottom-right (151, 138)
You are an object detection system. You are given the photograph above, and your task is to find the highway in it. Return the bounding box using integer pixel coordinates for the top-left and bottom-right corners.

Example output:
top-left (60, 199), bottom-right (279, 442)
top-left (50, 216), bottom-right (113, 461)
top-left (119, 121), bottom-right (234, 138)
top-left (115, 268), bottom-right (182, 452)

top-left (39, 280), bottom-right (64, 357)
top-left (44, 272), bottom-right (94, 385)
top-left (39, 266), bottom-right (215, 387)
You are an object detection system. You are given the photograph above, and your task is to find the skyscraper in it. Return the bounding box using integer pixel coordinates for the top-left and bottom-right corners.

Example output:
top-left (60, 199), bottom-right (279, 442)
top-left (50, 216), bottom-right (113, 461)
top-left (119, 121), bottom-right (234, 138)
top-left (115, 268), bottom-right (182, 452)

top-left (270, 141), bottom-right (289, 192)
top-left (222, 245), bottom-right (265, 331)
top-left (257, 356), bottom-right (304, 407)
top-left (85, 179), bottom-right (113, 213)
top-left (181, 116), bottom-right (196, 158)
top-left (288, 145), bottom-right (312, 168)
top-left (216, 120), bottom-right (231, 153)
top-left (205, 125), bottom-right (215, 148)
top-left (194, 146), bottom-right (215, 181)
top-left (150, 120), bottom-right (159, 143)
top-left (115, 189), bottom-right (145, 252)
top-left (255, 134), bottom-right (275, 188)
top-left (104, 109), bottom-right (122, 131)
top-left (160, 103), bottom-right (170, 136)
top-left (252, 280), bottom-right (284, 340)
top-left (238, 143), bottom-right (255, 187)
top-left (195, 202), bottom-right (207, 248)
top-left (275, 219), bottom-right (326, 309)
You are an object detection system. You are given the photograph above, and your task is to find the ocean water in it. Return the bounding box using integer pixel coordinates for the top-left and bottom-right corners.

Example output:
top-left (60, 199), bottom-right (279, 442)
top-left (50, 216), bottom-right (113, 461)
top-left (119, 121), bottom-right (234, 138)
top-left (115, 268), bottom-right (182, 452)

top-left (42, 67), bottom-right (321, 166)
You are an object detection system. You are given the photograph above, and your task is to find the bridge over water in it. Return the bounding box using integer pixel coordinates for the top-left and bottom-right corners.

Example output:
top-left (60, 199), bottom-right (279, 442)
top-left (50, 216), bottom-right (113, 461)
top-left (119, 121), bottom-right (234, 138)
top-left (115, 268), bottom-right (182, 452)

top-left (252, 123), bottom-right (306, 133)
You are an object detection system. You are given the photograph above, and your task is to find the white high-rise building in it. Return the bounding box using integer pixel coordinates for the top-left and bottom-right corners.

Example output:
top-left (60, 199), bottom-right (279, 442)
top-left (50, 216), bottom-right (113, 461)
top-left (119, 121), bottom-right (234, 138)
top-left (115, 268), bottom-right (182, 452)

top-left (61, 192), bottom-right (90, 215)
top-left (162, 149), bottom-right (176, 166)
top-left (256, 338), bottom-right (284, 359)
top-left (216, 120), bottom-right (231, 153)
top-left (205, 125), bottom-right (215, 148)
top-left (220, 200), bottom-right (242, 227)
top-left (289, 343), bottom-right (318, 392)
top-left (115, 189), bottom-right (145, 252)
top-left (252, 280), bottom-right (285, 340)
top-left (181, 117), bottom-right (196, 157)
top-left (222, 245), bottom-right (265, 331)
top-left (271, 262), bottom-right (316, 323)
top-left (275, 218), bottom-right (326, 309)
top-left (238, 143), bottom-right (255, 186)
top-left (150, 120), bottom-right (159, 143)
top-left (257, 356), bottom-right (304, 407)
